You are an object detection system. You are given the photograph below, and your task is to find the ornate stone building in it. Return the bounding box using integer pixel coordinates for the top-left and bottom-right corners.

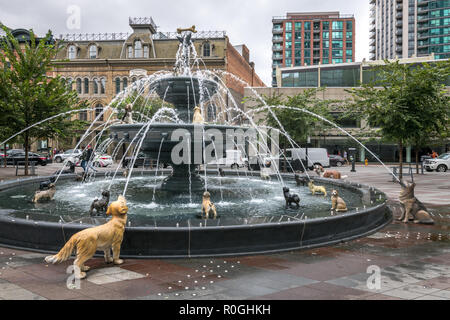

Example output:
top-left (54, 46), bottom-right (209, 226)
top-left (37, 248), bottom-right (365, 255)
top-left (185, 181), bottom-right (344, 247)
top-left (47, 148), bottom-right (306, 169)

top-left (50, 17), bottom-right (265, 149)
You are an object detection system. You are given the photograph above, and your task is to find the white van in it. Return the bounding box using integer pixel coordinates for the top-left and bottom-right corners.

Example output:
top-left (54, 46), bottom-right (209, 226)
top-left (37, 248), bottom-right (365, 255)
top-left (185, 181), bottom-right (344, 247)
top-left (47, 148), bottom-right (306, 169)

top-left (208, 150), bottom-right (248, 169)
top-left (286, 148), bottom-right (330, 168)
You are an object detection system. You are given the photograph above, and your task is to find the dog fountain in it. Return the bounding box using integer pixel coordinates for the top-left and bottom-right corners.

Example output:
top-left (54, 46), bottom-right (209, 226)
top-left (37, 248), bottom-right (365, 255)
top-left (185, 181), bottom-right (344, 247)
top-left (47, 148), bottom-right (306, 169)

top-left (0, 27), bottom-right (392, 258)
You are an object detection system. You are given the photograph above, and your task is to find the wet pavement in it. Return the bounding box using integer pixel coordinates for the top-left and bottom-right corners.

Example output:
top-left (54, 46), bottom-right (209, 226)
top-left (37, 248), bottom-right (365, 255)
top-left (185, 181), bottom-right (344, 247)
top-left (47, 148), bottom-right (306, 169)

top-left (0, 163), bottom-right (448, 300)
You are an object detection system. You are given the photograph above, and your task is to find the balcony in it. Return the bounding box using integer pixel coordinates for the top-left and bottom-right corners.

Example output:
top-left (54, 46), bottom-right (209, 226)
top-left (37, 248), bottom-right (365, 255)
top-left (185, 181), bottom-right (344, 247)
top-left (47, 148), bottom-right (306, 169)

top-left (272, 28), bottom-right (283, 34)
top-left (272, 45), bottom-right (283, 51)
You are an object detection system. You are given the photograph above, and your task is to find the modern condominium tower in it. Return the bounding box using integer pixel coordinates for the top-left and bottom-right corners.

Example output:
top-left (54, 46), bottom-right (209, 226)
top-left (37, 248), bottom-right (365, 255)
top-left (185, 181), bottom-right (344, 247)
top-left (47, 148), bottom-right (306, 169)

top-left (370, 0), bottom-right (450, 60)
top-left (272, 12), bottom-right (356, 87)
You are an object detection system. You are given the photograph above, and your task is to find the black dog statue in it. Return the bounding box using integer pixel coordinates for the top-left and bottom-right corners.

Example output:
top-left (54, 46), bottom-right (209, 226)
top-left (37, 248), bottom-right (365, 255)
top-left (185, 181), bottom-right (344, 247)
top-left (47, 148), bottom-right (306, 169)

top-left (219, 168), bottom-right (225, 177)
top-left (89, 190), bottom-right (110, 216)
top-left (53, 163), bottom-right (76, 176)
top-left (283, 187), bottom-right (300, 208)
top-left (39, 176), bottom-right (57, 191)
top-left (295, 174), bottom-right (308, 186)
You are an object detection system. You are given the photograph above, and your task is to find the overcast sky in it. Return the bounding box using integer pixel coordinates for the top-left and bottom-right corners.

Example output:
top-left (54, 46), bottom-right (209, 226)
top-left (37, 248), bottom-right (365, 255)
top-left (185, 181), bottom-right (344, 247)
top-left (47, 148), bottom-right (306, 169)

top-left (0, 0), bottom-right (370, 86)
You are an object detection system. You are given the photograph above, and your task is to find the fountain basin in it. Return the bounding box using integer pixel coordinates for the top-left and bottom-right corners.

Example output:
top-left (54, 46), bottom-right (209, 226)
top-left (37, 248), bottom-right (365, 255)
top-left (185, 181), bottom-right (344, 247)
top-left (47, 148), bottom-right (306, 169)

top-left (0, 173), bottom-right (392, 258)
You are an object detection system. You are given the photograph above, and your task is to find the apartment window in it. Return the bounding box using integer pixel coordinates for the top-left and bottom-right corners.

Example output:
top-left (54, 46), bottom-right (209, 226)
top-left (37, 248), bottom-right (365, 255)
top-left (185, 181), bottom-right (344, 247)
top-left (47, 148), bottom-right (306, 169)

top-left (89, 45), bottom-right (97, 59)
top-left (346, 21), bottom-right (353, 31)
top-left (203, 42), bottom-right (211, 57)
top-left (332, 41), bottom-right (343, 48)
top-left (323, 21), bottom-right (329, 30)
top-left (93, 78), bottom-right (99, 94)
top-left (286, 41), bottom-right (292, 49)
top-left (295, 58), bottom-right (302, 66)
top-left (76, 78), bottom-right (82, 94)
top-left (295, 32), bottom-right (302, 40)
top-left (134, 40), bottom-right (143, 58)
top-left (332, 50), bottom-right (343, 57)
top-left (346, 49), bottom-right (353, 56)
top-left (285, 22), bottom-right (292, 31)
top-left (295, 41), bottom-right (301, 49)
top-left (285, 50), bottom-right (292, 58)
top-left (332, 58), bottom-right (343, 63)
top-left (285, 33), bottom-right (292, 40)
top-left (304, 41), bottom-right (311, 49)
top-left (115, 78), bottom-right (121, 94)
top-left (346, 32), bottom-right (353, 40)
top-left (323, 49), bottom-right (329, 57)
top-left (295, 22), bottom-right (302, 30)
top-left (95, 104), bottom-right (104, 121)
top-left (332, 32), bottom-right (343, 39)
top-left (332, 21), bottom-right (343, 30)
top-left (323, 31), bottom-right (329, 39)
top-left (100, 78), bottom-right (106, 94)
top-left (285, 58), bottom-right (292, 66)
top-left (68, 45), bottom-right (77, 59)
top-left (304, 58), bottom-right (311, 65)
top-left (304, 22), bottom-right (311, 30)
top-left (84, 78), bottom-right (89, 94)
top-left (323, 41), bottom-right (329, 48)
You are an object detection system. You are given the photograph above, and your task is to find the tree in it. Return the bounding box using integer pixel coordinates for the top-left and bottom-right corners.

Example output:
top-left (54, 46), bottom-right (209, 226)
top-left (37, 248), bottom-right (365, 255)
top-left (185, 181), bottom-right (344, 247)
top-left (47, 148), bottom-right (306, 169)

top-left (248, 88), bottom-right (335, 148)
top-left (0, 27), bottom-right (87, 174)
top-left (347, 60), bottom-right (450, 179)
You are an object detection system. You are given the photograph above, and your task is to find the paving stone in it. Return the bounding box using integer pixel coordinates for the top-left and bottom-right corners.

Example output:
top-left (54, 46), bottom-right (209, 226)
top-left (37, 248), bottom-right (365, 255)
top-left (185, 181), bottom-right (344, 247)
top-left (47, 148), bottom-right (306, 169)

top-left (382, 287), bottom-right (427, 300)
top-left (429, 290), bottom-right (450, 299)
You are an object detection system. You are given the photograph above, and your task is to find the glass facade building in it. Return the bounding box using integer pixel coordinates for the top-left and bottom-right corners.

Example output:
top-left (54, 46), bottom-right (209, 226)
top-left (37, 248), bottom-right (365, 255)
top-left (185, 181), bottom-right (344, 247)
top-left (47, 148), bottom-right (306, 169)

top-left (370, 0), bottom-right (450, 61)
top-left (272, 12), bottom-right (355, 87)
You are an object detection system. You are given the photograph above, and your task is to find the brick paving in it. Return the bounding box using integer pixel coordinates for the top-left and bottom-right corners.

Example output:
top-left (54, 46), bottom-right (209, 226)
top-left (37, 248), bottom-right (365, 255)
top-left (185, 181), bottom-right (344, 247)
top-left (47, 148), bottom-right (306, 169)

top-left (0, 163), bottom-right (448, 300)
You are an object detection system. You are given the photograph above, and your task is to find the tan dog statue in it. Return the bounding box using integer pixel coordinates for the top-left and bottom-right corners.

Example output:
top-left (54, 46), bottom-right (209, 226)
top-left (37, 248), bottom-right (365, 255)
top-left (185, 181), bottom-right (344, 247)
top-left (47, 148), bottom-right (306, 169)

top-left (314, 165), bottom-right (347, 179)
top-left (193, 106), bottom-right (205, 124)
top-left (33, 183), bottom-right (56, 203)
top-left (331, 190), bottom-right (348, 213)
top-left (398, 181), bottom-right (434, 224)
top-left (201, 191), bottom-right (217, 219)
top-left (45, 195), bottom-right (129, 279)
top-left (308, 180), bottom-right (327, 197)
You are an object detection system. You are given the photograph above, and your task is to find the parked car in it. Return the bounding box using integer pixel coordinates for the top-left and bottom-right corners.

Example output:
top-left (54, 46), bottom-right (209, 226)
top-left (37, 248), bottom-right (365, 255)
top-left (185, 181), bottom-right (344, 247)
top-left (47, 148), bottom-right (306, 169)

top-left (5, 152), bottom-right (48, 166)
top-left (329, 154), bottom-right (346, 167)
top-left (0, 149), bottom-right (25, 158)
top-left (423, 153), bottom-right (450, 172)
top-left (286, 148), bottom-right (330, 168)
top-left (208, 150), bottom-right (248, 169)
top-left (72, 153), bottom-right (113, 168)
top-left (53, 149), bottom-right (82, 163)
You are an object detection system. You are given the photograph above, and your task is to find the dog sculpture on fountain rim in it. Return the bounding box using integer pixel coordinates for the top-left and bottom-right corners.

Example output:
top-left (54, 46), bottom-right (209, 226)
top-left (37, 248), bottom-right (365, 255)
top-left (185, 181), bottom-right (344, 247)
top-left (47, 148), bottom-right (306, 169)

top-left (331, 190), bottom-right (348, 213)
top-left (45, 195), bottom-right (129, 279)
top-left (201, 191), bottom-right (217, 219)
top-left (398, 180), bottom-right (434, 224)
top-left (33, 183), bottom-right (56, 203)
top-left (193, 106), bottom-right (205, 124)
top-left (308, 180), bottom-right (327, 197)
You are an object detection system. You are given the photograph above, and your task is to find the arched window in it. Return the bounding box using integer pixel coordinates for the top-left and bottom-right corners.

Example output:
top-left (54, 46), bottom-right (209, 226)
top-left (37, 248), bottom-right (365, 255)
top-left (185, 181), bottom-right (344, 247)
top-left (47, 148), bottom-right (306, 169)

top-left (143, 45), bottom-right (149, 58)
top-left (100, 78), bottom-right (106, 94)
top-left (203, 42), bottom-right (211, 57)
top-left (93, 78), bottom-right (99, 94)
top-left (123, 78), bottom-right (128, 90)
top-left (115, 77), bottom-right (121, 94)
top-left (79, 110), bottom-right (87, 121)
top-left (76, 78), bottom-right (82, 94)
top-left (127, 46), bottom-right (133, 58)
top-left (89, 45), bottom-right (97, 59)
top-left (95, 104), bottom-right (104, 121)
top-left (66, 78), bottom-right (73, 91)
top-left (68, 45), bottom-right (77, 59)
top-left (84, 78), bottom-right (89, 94)
top-left (134, 40), bottom-right (142, 58)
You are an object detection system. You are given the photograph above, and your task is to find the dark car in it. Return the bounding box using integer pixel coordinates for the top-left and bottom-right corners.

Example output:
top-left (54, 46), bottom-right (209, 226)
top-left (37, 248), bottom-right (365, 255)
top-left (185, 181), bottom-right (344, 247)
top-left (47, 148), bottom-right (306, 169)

top-left (329, 154), bottom-right (346, 167)
top-left (122, 153), bottom-right (154, 168)
top-left (5, 152), bottom-right (49, 166)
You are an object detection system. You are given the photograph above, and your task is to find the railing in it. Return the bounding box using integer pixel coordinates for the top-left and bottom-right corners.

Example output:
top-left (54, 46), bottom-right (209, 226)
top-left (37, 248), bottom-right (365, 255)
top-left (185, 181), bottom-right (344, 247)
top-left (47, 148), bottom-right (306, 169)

top-left (129, 17), bottom-right (157, 29)
top-left (59, 33), bottom-right (130, 41)
top-left (152, 31), bottom-right (226, 40)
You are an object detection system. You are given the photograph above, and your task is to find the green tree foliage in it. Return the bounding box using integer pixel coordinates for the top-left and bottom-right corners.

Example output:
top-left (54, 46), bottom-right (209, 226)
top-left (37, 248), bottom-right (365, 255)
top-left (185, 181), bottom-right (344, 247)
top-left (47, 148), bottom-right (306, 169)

top-left (248, 88), bottom-right (335, 147)
top-left (347, 60), bottom-right (450, 179)
top-left (0, 26), bottom-right (87, 174)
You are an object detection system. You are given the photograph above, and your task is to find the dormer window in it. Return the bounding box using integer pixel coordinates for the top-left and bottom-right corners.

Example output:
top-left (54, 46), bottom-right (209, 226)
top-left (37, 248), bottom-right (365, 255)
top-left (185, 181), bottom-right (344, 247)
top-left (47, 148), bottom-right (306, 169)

top-left (203, 42), bottom-right (211, 57)
top-left (89, 45), bottom-right (97, 59)
top-left (68, 45), bottom-right (77, 59)
top-left (134, 40), bottom-right (142, 58)
top-left (143, 45), bottom-right (149, 58)
top-left (128, 46), bottom-right (133, 58)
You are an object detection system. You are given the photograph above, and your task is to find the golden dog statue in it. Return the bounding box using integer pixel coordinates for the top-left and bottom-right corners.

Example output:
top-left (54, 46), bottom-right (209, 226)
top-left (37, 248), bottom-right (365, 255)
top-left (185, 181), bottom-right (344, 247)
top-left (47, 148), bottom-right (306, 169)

top-left (193, 106), bottom-right (205, 124)
top-left (331, 190), bottom-right (348, 213)
top-left (314, 165), bottom-right (347, 180)
top-left (201, 191), bottom-right (217, 219)
top-left (398, 181), bottom-right (434, 224)
top-left (45, 195), bottom-right (128, 279)
top-left (308, 180), bottom-right (327, 197)
top-left (33, 183), bottom-right (56, 203)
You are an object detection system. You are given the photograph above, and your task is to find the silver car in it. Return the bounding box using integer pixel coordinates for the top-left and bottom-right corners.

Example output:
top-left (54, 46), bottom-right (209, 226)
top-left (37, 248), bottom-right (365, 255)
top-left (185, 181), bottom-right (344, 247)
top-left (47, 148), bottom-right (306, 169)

top-left (424, 153), bottom-right (450, 172)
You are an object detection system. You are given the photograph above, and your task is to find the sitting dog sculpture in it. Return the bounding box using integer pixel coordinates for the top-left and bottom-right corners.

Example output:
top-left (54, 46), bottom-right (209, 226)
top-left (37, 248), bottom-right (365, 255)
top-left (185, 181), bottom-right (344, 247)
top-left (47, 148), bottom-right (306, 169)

top-left (308, 180), bottom-right (327, 197)
top-left (218, 168), bottom-right (225, 177)
top-left (193, 106), bottom-right (205, 124)
top-left (260, 167), bottom-right (271, 180)
top-left (283, 187), bottom-right (300, 208)
top-left (314, 165), bottom-right (347, 179)
top-left (45, 195), bottom-right (129, 279)
top-left (33, 183), bottom-right (56, 203)
top-left (398, 181), bottom-right (434, 224)
top-left (201, 191), bottom-right (217, 219)
top-left (89, 190), bottom-right (110, 216)
top-left (331, 190), bottom-right (348, 213)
